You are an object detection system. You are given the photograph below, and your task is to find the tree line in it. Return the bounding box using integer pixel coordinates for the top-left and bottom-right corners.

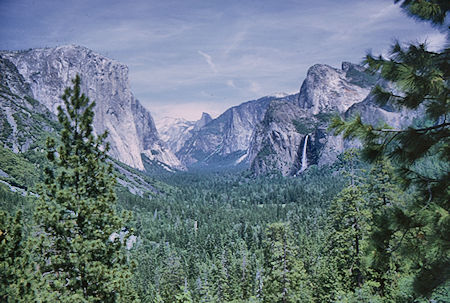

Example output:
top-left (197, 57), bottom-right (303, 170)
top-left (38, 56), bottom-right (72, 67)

top-left (1, 1), bottom-right (448, 302)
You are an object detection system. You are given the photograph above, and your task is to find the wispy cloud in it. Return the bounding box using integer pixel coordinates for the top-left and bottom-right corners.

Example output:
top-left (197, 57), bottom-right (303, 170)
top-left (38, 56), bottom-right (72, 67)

top-left (198, 50), bottom-right (218, 73)
top-left (249, 81), bottom-right (262, 94)
top-left (226, 79), bottom-right (236, 88)
top-left (419, 32), bottom-right (448, 51)
top-left (1, 0), bottom-right (445, 120)
top-left (224, 30), bottom-right (247, 56)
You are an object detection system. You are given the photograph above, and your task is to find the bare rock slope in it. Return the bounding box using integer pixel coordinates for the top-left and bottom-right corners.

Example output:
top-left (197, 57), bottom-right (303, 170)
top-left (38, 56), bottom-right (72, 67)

top-left (1, 45), bottom-right (183, 170)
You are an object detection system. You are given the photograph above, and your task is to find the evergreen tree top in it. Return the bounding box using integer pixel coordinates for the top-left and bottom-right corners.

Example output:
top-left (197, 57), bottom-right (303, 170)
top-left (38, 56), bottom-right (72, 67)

top-left (395, 0), bottom-right (450, 26)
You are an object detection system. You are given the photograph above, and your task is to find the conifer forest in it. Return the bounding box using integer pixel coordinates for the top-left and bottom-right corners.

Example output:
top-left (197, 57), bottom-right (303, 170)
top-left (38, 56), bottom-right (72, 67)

top-left (0, 0), bottom-right (449, 302)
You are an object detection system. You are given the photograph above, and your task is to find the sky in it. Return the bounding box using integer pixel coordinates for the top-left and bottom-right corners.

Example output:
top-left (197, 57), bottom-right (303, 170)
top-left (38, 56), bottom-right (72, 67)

top-left (0, 0), bottom-right (447, 121)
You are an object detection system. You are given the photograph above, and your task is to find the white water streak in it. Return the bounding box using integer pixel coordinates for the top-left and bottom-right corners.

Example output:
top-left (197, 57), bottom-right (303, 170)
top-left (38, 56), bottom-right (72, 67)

top-left (299, 135), bottom-right (309, 172)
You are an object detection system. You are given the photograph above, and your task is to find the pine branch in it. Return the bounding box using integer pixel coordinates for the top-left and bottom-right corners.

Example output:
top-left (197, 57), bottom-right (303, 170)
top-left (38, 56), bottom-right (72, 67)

top-left (376, 122), bottom-right (450, 133)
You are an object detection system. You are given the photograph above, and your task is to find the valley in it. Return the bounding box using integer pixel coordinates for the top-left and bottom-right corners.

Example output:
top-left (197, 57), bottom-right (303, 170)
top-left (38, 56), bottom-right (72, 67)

top-left (1, 5), bottom-right (448, 298)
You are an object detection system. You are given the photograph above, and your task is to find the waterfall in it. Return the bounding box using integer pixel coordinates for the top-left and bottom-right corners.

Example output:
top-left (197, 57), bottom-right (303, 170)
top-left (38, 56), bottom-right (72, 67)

top-left (299, 135), bottom-right (309, 173)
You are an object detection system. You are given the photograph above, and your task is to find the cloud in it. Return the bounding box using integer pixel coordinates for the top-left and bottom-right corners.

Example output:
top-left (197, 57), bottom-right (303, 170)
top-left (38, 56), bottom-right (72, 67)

top-left (420, 32), bottom-right (448, 51)
top-left (226, 79), bottom-right (236, 88)
top-left (249, 81), bottom-right (262, 94)
top-left (198, 50), bottom-right (218, 73)
top-left (224, 30), bottom-right (247, 56)
top-left (2, 0), bottom-right (445, 120)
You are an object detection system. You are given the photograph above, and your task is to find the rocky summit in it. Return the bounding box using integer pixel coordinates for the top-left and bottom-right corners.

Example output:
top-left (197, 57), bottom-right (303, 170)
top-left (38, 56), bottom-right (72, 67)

top-left (0, 45), bottom-right (183, 171)
top-left (247, 62), bottom-right (419, 176)
top-left (175, 94), bottom-right (298, 168)
top-left (0, 45), bottom-right (418, 176)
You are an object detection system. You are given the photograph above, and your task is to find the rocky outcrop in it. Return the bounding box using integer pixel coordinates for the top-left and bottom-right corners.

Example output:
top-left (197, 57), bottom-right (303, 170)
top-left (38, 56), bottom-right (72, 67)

top-left (297, 62), bottom-right (375, 114)
top-left (248, 99), bottom-right (338, 175)
top-left (345, 83), bottom-right (420, 129)
top-left (177, 95), bottom-right (297, 167)
top-left (0, 56), bottom-right (58, 153)
top-left (194, 112), bottom-right (213, 131)
top-left (1, 45), bottom-right (183, 170)
top-left (248, 62), bottom-right (395, 176)
top-left (156, 112), bottom-right (213, 155)
top-left (249, 100), bottom-right (309, 175)
top-left (167, 60), bottom-right (379, 172)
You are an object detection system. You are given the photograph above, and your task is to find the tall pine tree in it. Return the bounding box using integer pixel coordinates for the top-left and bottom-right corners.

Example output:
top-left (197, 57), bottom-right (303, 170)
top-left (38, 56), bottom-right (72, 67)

top-left (330, 0), bottom-right (449, 297)
top-left (33, 75), bottom-right (139, 302)
top-left (262, 222), bottom-right (311, 303)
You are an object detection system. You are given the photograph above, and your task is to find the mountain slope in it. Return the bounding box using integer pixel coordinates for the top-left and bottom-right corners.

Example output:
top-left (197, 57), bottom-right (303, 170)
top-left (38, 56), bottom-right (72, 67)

top-left (1, 45), bottom-right (183, 171)
top-left (249, 63), bottom-right (378, 175)
top-left (156, 112), bottom-right (213, 154)
top-left (248, 62), bottom-right (422, 176)
top-left (0, 56), bottom-right (59, 153)
top-left (297, 62), bottom-right (375, 114)
top-left (177, 94), bottom-right (298, 168)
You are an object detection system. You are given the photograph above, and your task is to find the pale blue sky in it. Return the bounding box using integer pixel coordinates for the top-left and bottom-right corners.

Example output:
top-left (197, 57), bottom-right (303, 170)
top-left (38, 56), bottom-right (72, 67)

top-left (0, 0), bottom-right (447, 120)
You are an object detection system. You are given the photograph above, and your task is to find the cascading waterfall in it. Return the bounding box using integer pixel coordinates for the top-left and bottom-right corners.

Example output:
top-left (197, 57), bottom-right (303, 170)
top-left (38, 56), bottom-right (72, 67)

top-left (299, 135), bottom-right (309, 172)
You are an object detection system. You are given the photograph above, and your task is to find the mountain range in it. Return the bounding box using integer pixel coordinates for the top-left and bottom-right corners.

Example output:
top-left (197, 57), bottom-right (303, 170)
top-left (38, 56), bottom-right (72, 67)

top-left (0, 45), bottom-right (420, 179)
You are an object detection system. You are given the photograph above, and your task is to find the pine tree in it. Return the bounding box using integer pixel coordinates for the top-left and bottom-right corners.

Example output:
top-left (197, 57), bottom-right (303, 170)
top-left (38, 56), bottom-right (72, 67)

top-left (33, 75), bottom-right (139, 302)
top-left (158, 247), bottom-right (186, 302)
top-left (174, 286), bottom-right (194, 303)
top-left (330, 0), bottom-right (449, 297)
top-left (365, 159), bottom-right (405, 301)
top-left (211, 249), bottom-right (233, 302)
top-left (316, 150), bottom-right (371, 300)
top-left (0, 210), bottom-right (33, 302)
top-left (262, 222), bottom-right (311, 303)
top-left (327, 185), bottom-right (369, 294)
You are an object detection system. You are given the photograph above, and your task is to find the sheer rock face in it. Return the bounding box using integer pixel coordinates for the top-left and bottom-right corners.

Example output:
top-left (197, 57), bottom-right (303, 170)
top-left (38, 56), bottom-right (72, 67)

top-left (194, 112), bottom-right (213, 131)
top-left (345, 84), bottom-right (420, 129)
top-left (297, 62), bottom-right (373, 114)
top-left (248, 100), bottom-right (309, 176)
top-left (248, 62), bottom-right (419, 176)
top-left (0, 56), bottom-right (58, 153)
top-left (177, 95), bottom-right (298, 167)
top-left (168, 62), bottom-right (378, 171)
top-left (1, 45), bottom-right (183, 170)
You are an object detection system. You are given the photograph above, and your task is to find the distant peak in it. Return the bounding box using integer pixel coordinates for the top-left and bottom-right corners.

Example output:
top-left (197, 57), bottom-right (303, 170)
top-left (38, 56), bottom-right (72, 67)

top-left (194, 112), bottom-right (213, 130)
top-left (200, 112), bottom-right (212, 121)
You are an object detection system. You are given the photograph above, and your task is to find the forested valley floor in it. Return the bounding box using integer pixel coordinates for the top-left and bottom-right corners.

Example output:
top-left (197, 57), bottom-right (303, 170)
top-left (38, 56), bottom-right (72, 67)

top-left (2, 154), bottom-right (448, 302)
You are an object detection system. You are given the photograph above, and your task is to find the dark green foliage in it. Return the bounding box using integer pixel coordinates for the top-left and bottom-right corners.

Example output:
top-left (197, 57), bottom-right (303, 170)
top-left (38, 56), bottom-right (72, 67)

top-left (293, 119), bottom-right (315, 135)
top-left (0, 146), bottom-right (40, 187)
top-left (125, 166), bottom-right (344, 302)
top-left (256, 142), bottom-right (275, 158)
top-left (330, 1), bottom-right (449, 297)
top-left (0, 186), bottom-right (28, 214)
top-left (1, 3), bottom-right (448, 302)
top-left (33, 75), bottom-right (139, 302)
top-left (313, 112), bottom-right (334, 123)
top-left (0, 210), bottom-right (33, 302)
top-left (395, 0), bottom-right (450, 25)
top-left (262, 223), bottom-right (311, 303)
top-left (0, 119), bottom-right (13, 142)
top-left (316, 152), bottom-right (370, 302)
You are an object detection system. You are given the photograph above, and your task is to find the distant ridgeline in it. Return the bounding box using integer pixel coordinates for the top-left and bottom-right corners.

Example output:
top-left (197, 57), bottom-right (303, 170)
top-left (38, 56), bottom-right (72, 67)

top-left (1, 45), bottom-right (420, 182)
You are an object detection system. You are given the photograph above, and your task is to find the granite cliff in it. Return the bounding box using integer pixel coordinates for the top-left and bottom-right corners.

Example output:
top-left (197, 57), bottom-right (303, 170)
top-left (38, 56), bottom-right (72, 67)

top-left (176, 94), bottom-right (298, 168)
top-left (1, 45), bottom-right (418, 176)
top-left (1, 45), bottom-right (183, 170)
top-left (248, 62), bottom-right (420, 175)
